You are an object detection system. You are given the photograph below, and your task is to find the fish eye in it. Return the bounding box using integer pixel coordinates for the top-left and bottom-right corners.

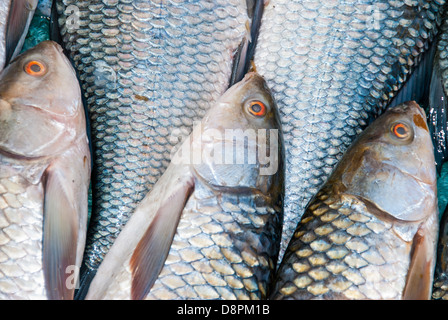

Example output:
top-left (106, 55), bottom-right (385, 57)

top-left (391, 122), bottom-right (411, 139)
top-left (24, 60), bottom-right (46, 76)
top-left (247, 101), bottom-right (267, 117)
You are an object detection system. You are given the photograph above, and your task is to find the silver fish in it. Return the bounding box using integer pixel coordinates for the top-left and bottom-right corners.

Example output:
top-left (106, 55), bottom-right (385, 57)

top-left (254, 0), bottom-right (446, 261)
top-left (432, 205), bottom-right (448, 300)
top-left (271, 101), bottom-right (438, 300)
top-left (84, 72), bottom-right (284, 300)
top-left (54, 0), bottom-right (251, 294)
top-left (0, 40), bottom-right (91, 300)
top-left (0, 0), bottom-right (38, 71)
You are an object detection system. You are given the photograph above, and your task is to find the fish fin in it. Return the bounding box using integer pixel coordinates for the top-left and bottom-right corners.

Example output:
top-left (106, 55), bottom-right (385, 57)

top-left (229, 28), bottom-right (250, 87)
top-left (50, 0), bottom-right (63, 46)
top-left (4, 0), bottom-right (38, 66)
top-left (74, 265), bottom-right (96, 300)
top-left (229, 0), bottom-right (264, 86)
top-left (428, 61), bottom-right (448, 173)
top-left (129, 177), bottom-right (195, 300)
top-left (402, 224), bottom-right (435, 300)
top-left (42, 162), bottom-right (80, 300)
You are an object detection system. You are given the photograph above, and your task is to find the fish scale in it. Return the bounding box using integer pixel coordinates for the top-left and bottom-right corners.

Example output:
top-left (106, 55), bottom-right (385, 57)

top-left (0, 164), bottom-right (47, 300)
top-left (82, 72), bottom-right (284, 300)
top-left (270, 101), bottom-right (438, 300)
top-left (271, 189), bottom-right (412, 300)
top-left (55, 0), bottom-right (250, 285)
top-left (101, 185), bottom-right (281, 300)
top-left (0, 40), bottom-right (91, 300)
top-left (254, 0), bottom-right (446, 262)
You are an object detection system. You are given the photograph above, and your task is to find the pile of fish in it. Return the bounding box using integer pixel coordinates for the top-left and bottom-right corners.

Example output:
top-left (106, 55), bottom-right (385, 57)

top-left (0, 0), bottom-right (448, 300)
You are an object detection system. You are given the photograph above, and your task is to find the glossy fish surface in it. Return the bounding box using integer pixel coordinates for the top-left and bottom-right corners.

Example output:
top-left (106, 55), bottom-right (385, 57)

top-left (271, 101), bottom-right (438, 300)
top-left (0, 0), bottom-right (38, 71)
top-left (254, 0), bottom-right (446, 261)
top-left (54, 0), bottom-right (251, 293)
top-left (0, 40), bottom-right (91, 299)
top-left (85, 72), bottom-right (284, 300)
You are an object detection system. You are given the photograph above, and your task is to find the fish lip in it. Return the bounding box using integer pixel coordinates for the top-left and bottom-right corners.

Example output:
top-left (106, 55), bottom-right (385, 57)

top-left (10, 101), bottom-right (79, 118)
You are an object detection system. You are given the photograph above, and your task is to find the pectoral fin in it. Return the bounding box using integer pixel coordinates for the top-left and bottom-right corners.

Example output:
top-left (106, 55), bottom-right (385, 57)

top-left (42, 165), bottom-right (78, 299)
top-left (4, 0), bottom-right (38, 66)
top-left (402, 223), bottom-right (437, 300)
top-left (42, 150), bottom-right (90, 300)
top-left (130, 177), bottom-right (195, 300)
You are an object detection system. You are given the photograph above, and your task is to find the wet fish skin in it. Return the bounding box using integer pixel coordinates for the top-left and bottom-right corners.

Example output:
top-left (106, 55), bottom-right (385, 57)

top-left (432, 205), bottom-right (448, 300)
top-left (0, 0), bottom-right (38, 71)
top-left (271, 101), bottom-right (438, 300)
top-left (254, 0), bottom-right (446, 262)
top-left (0, 40), bottom-right (90, 299)
top-left (85, 72), bottom-right (284, 300)
top-left (54, 0), bottom-right (251, 293)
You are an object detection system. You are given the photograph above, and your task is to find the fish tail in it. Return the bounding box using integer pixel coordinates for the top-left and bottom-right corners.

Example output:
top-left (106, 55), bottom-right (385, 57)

top-left (74, 266), bottom-right (97, 300)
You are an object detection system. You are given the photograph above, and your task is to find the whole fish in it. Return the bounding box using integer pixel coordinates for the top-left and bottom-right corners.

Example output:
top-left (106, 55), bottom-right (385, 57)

top-left (0, 40), bottom-right (91, 299)
top-left (84, 72), bottom-right (284, 300)
top-left (54, 0), bottom-right (251, 295)
top-left (254, 0), bottom-right (446, 261)
top-left (271, 101), bottom-right (438, 300)
top-left (0, 0), bottom-right (38, 71)
top-left (432, 206), bottom-right (448, 300)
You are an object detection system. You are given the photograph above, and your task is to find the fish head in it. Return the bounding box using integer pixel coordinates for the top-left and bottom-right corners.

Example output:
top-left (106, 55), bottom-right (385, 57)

top-left (330, 101), bottom-right (437, 222)
top-left (191, 72), bottom-right (283, 195)
top-left (0, 40), bottom-right (84, 159)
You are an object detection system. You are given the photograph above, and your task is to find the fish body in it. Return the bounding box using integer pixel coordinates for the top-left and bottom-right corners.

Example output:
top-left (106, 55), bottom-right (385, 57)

top-left (0, 40), bottom-right (91, 299)
top-left (54, 0), bottom-right (251, 292)
top-left (85, 72), bottom-right (284, 300)
top-left (0, 0), bottom-right (38, 71)
top-left (271, 101), bottom-right (438, 300)
top-left (432, 205), bottom-right (448, 300)
top-left (254, 0), bottom-right (446, 260)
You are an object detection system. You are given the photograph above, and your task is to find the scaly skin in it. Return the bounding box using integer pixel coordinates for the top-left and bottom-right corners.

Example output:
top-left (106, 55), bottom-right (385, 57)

top-left (271, 102), bottom-right (438, 300)
top-left (55, 0), bottom-right (251, 284)
top-left (254, 0), bottom-right (446, 262)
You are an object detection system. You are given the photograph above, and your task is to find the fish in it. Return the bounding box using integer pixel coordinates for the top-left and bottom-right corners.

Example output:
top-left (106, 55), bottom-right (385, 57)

top-left (84, 72), bottom-right (284, 300)
top-left (270, 101), bottom-right (438, 300)
top-left (0, 0), bottom-right (38, 71)
top-left (0, 40), bottom-right (91, 299)
top-left (253, 0), bottom-right (446, 262)
top-left (53, 0), bottom-right (252, 296)
top-left (432, 205), bottom-right (448, 300)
